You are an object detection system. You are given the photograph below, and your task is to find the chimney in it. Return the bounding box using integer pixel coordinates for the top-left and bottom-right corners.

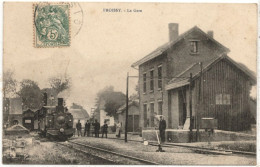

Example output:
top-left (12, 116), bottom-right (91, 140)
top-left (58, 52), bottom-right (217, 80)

top-left (207, 31), bottom-right (214, 38)
top-left (168, 23), bottom-right (179, 41)
top-left (58, 98), bottom-right (64, 106)
top-left (43, 92), bottom-right (47, 106)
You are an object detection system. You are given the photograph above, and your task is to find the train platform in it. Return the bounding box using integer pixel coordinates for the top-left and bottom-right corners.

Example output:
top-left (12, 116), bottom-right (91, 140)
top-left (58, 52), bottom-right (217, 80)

top-left (71, 132), bottom-right (142, 141)
top-left (69, 133), bottom-right (256, 165)
top-left (71, 132), bottom-right (256, 152)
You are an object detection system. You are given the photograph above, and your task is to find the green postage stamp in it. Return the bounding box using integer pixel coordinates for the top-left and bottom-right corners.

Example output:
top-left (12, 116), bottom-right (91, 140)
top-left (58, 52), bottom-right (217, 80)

top-left (33, 3), bottom-right (70, 48)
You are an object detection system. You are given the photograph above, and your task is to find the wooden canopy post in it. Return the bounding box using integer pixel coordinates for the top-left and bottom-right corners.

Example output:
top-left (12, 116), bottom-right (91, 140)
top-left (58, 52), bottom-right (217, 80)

top-left (189, 73), bottom-right (193, 142)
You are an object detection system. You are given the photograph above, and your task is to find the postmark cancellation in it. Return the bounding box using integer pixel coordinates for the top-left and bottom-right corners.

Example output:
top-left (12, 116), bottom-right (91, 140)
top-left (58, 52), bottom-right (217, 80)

top-left (33, 3), bottom-right (70, 48)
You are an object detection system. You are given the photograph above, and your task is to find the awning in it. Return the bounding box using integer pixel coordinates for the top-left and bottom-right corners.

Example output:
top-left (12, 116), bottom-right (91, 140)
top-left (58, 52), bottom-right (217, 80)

top-left (166, 79), bottom-right (189, 90)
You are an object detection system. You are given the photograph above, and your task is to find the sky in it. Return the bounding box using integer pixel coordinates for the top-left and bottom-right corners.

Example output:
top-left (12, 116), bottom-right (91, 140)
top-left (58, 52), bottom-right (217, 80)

top-left (3, 3), bottom-right (257, 113)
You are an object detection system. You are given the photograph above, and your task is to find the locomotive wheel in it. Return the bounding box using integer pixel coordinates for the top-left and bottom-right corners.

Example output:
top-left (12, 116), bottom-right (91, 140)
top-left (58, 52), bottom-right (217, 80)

top-left (39, 131), bottom-right (46, 138)
top-left (57, 135), bottom-right (67, 141)
top-left (39, 133), bottom-right (44, 138)
top-left (46, 133), bottom-right (55, 141)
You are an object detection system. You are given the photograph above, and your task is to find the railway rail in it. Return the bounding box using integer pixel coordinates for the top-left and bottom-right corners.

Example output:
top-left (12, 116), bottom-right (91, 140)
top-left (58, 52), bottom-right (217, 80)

top-left (82, 137), bottom-right (256, 156)
top-left (56, 141), bottom-right (160, 165)
top-left (55, 142), bottom-right (115, 164)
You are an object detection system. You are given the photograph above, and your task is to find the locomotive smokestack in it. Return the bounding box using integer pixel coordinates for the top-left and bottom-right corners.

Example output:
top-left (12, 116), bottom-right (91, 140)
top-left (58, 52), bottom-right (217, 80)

top-left (58, 98), bottom-right (64, 106)
top-left (43, 92), bottom-right (48, 106)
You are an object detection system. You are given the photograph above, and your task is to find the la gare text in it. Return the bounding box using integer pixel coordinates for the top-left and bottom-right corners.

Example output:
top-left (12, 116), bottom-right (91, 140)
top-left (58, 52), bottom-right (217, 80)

top-left (103, 8), bottom-right (142, 13)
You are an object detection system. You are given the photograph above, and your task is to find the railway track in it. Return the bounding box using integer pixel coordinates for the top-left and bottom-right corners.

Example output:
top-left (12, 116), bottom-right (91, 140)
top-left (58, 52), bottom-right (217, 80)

top-left (55, 142), bottom-right (115, 164)
top-left (56, 141), bottom-right (159, 165)
top-left (87, 137), bottom-right (256, 156)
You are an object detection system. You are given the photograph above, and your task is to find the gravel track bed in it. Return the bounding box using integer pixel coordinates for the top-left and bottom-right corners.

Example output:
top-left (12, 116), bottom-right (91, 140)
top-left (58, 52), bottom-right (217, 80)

top-left (65, 141), bottom-right (151, 165)
top-left (56, 142), bottom-right (114, 164)
top-left (71, 137), bottom-right (256, 165)
top-left (27, 142), bottom-right (114, 164)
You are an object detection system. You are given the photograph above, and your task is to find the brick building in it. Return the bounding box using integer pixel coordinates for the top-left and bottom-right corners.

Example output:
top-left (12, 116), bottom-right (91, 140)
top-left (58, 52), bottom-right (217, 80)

top-left (132, 23), bottom-right (255, 131)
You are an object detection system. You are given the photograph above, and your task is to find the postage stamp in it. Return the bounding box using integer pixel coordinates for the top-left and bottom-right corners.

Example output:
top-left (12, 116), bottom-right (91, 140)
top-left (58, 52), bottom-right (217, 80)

top-left (33, 3), bottom-right (70, 48)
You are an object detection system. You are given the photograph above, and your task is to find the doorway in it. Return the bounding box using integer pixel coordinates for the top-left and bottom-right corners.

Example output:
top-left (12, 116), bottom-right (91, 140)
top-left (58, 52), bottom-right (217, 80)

top-left (178, 89), bottom-right (187, 126)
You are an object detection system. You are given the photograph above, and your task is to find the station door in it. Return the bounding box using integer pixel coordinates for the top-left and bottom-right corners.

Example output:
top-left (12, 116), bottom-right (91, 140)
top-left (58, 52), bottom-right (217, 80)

top-left (127, 115), bottom-right (140, 132)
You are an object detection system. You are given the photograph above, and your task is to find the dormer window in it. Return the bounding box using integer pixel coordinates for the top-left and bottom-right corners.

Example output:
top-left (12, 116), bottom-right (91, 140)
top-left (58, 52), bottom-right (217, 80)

top-left (190, 40), bottom-right (199, 54)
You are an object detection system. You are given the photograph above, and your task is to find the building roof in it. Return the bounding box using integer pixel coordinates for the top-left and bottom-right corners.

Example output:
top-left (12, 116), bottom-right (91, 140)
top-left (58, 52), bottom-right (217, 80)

top-left (69, 109), bottom-right (89, 119)
top-left (23, 109), bottom-right (35, 117)
top-left (131, 26), bottom-right (230, 67)
top-left (5, 124), bottom-right (30, 135)
top-left (117, 100), bottom-right (139, 114)
top-left (166, 55), bottom-right (256, 90)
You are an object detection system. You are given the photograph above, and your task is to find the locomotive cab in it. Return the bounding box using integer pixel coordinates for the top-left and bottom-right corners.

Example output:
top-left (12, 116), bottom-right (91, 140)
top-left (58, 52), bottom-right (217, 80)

top-left (38, 97), bottom-right (74, 141)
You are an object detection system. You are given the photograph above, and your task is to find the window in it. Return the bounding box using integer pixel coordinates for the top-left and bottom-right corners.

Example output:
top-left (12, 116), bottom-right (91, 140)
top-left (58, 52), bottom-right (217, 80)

top-left (25, 119), bottom-right (31, 123)
top-left (158, 101), bottom-right (163, 115)
top-left (150, 69), bottom-right (154, 92)
top-left (158, 65), bottom-right (162, 90)
top-left (223, 94), bottom-right (231, 105)
top-left (143, 73), bottom-right (147, 93)
top-left (216, 94), bottom-right (222, 104)
top-left (150, 103), bottom-right (154, 127)
top-left (216, 94), bottom-right (231, 105)
top-left (190, 41), bottom-right (198, 54)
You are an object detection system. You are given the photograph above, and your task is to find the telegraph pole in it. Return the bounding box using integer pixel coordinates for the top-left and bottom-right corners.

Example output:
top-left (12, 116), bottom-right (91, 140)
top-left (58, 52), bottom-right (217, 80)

top-left (189, 73), bottom-right (193, 142)
top-left (125, 72), bottom-right (129, 142)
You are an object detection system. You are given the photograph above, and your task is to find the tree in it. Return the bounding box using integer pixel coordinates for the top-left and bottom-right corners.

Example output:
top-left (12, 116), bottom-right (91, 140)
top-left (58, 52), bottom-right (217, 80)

top-left (3, 69), bottom-right (17, 98)
top-left (48, 74), bottom-right (71, 94)
top-left (95, 86), bottom-right (126, 117)
top-left (17, 79), bottom-right (43, 110)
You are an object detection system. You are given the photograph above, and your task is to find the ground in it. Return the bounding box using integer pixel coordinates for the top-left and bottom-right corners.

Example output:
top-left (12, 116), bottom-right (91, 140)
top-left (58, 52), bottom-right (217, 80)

top-left (70, 135), bottom-right (256, 165)
top-left (2, 132), bottom-right (256, 165)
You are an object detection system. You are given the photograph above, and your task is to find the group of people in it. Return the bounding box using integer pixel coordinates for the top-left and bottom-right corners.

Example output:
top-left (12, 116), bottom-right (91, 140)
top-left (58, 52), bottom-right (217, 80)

top-left (75, 120), bottom-right (122, 138)
top-left (75, 116), bottom-right (166, 143)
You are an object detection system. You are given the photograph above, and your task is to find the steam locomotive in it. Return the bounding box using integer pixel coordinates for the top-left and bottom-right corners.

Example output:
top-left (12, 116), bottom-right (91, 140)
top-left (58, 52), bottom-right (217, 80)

top-left (37, 96), bottom-right (74, 141)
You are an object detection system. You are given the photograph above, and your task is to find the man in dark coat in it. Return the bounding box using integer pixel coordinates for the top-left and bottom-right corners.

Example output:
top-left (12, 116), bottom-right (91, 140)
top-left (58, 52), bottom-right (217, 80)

top-left (93, 119), bottom-right (100, 138)
top-left (102, 121), bottom-right (108, 138)
top-left (159, 116), bottom-right (166, 143)
top-left (84, 120), bottom-right (91, 137)
top-left (76, 120), bottom-right (82, 137)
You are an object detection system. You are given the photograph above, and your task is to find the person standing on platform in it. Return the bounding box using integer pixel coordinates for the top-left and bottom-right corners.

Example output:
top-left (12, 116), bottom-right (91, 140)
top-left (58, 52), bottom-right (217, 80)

top-left (159, 116), bottom-right (166, 143)
top-left (115, 121), bottom-right (121, 138)
top-left (93, 119), bottom-right (100, 137)
top-left (84, 120), bottom-right (91, 137)
top-left (76, 120), bottom-right (82, 137)
top-left (102, 121), bottom-right (108, 138)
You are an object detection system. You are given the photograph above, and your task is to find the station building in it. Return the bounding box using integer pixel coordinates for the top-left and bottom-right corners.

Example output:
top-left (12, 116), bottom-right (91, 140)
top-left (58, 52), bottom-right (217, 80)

top-left (69, 108), bottom-right (90, 129)
top-left (3, 97), bottom-right (37, 131)
top-left (117, 100), bottom-right (140, 133)
top-left (132, 23), bottom-right (256, 132)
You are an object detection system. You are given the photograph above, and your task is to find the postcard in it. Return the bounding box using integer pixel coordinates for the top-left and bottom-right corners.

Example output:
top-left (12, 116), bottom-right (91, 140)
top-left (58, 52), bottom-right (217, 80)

top-left (2, 2), bottom-right (257, 165)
